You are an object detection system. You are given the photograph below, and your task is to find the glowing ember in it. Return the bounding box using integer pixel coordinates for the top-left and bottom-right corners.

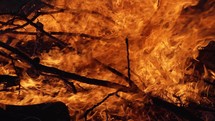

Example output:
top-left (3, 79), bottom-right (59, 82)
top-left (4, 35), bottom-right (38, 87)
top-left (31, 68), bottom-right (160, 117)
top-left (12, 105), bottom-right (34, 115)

top-left (0, 0), bottom-right (214, 120)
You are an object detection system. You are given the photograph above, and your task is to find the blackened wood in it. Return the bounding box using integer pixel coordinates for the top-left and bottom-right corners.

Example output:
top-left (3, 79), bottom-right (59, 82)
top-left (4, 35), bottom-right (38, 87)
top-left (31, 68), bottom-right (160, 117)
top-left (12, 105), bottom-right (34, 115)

top-left (125, 38), bottom-right (140, 90)
top-left (188, 102), bottom-right (215, 113)
top-left (0, 102), bottom-right (70, 121)
top-left (0, 12), bottom-right (41, 33)
top-left (0, 41), bottom-right (135, 93)
top-left (0, 75), bottom-right (20, 89)
top-left (20, 15), bottom-right (67, 49)
top-left (197, 41), bottom-right (215, 71)
top-left (0, 14), bottom-right (67, 48)
top-left (125, 38), bottom-right (131, 84)
top-left (151, 96), bottom-right (203, 121)
top-left (95, 59), bottom-right (142, 91)
top-left (63, 79), bottom-right (77, 94)
top-left (0, 31), bottom-right (102, 40)
top-left (84, 91), bottom-right (118, 121)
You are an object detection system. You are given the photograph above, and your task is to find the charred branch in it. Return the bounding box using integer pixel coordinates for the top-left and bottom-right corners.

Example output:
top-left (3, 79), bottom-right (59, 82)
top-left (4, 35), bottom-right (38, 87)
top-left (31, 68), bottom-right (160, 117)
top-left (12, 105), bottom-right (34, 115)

top-left (84, 91), bottom-right (118, 121)
top-left (38, 64), bottom-right (134, 92)
top-left (151, 96), bottom-right (203, 121)
top-left (0, 1), bottom-right (65, 31)
top-left (188, 102), bottom-right (215, 113)
top-left (125, 37), bottom-right (140, 90)
top-left (95, 59), bottom-right (141, 92)
top-left (0, 0), bottom-right (68, 48)
top-left (0, 41), bottom-right (135, 93)
top-left (0, 0), bottom-right (214, 120)
top-left (126, 38), bottom-right (131, 81)
top-left (0, 13), bottom-right (67, 48)
top-left (1, 31), bottom-right (103, 40)
top-left (95, 59), bottom-right (130, 82)
top-left (92, 38), bottom-right (141, 91)
top-left (0, 12), bottom-right (41, 33)
top-left (0, 75), bottom-right (20, 89)
top-left (63, 79), bottom-right (77, 94)
top-left (0, 0), bottom-right (46, 32)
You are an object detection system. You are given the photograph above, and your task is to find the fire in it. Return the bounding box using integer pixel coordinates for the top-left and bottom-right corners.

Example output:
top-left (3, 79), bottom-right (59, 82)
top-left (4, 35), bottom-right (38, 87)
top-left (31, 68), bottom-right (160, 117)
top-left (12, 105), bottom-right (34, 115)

top-left (0, 0), bottom-right (215, 120)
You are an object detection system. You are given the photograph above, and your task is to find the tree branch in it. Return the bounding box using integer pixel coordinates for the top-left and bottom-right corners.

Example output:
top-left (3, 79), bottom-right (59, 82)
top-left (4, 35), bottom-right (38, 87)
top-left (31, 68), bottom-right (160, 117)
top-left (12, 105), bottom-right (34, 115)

top-left (84, 91), bottom-right (118, 121)
top-left (0, 41), bottom-right (136, 93)
top-left (0, 31), bottom-right (102, 40)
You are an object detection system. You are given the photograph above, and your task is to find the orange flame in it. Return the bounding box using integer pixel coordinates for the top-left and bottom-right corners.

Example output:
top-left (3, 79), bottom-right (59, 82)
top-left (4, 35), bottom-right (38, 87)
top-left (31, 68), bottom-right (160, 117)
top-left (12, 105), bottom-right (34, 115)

top-left (0, 0), bottom-right (214, 120)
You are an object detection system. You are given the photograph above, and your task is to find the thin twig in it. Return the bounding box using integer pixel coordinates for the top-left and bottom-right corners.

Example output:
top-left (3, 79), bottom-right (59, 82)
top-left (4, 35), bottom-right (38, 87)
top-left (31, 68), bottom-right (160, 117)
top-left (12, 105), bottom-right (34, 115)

top-left (21, 15), bottom-right (67, 48)
top-left (95, 59), bottom-right (132, 85)
top-left (63, 79), bottom-right (77, 94)
top-left (0, 12), bottom-right (41, 33)
top-left (125, 38), bottom-right (141, 91)
top-left (84, 91), bottom-right (118, 121)
top-left (0, 13), bottom-right (67, 48)
top-left (126, 38), bottom-right (131, 84)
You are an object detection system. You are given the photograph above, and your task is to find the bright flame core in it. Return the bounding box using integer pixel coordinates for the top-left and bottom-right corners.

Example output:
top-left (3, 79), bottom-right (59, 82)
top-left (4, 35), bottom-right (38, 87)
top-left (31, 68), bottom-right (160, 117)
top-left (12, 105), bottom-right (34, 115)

top-left (0, 0), bottom-right (215, 120)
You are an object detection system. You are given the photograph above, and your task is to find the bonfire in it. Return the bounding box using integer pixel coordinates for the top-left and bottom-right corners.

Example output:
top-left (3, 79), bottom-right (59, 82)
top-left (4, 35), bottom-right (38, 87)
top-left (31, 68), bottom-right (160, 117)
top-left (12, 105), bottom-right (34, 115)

top-left (0, 0), bottom-right (214, 121)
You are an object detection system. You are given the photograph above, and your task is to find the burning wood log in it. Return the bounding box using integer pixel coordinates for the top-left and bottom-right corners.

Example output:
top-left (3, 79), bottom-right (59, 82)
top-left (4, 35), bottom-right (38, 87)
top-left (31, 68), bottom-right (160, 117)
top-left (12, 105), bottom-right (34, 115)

top-left (0, 102), bottom-right (70, 121)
